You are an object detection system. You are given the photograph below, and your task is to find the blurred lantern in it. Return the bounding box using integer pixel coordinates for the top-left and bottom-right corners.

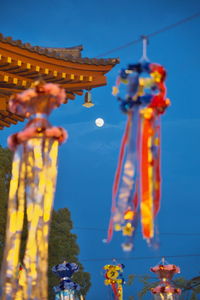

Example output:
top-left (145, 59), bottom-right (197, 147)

top-left (106, 37), bottom-right (170, 250)
top-left (103, 261), bottom-right (125, 300)
top-left (1, 81), bottom-right (67, 299)
top-left (150, 259), bottom-right (181, 300)
top-left (52, 262), bottom-right (82, 300)
top-left (82, 90), bottom-right (94, 108)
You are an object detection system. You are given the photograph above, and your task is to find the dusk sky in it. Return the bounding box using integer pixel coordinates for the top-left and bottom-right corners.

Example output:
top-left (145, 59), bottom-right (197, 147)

top-left (0, 0), bottom-right (200, 299)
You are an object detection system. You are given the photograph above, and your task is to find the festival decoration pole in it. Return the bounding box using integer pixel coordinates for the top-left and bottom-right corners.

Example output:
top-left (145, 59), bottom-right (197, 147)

top-left (52, 262), bottom-right (81, 300)
top-left (150, 258), bottom-right (181, 300)
top-left (106, 37), bottom-right (170, 251)
top-left (1, 81), bottom-right (67, 300)
top-left (103, 262), bottom-right (125, 300)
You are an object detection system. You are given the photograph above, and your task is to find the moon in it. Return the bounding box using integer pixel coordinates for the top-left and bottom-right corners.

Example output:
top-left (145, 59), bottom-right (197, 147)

top-left (95, 118), bottom-right (104, 127)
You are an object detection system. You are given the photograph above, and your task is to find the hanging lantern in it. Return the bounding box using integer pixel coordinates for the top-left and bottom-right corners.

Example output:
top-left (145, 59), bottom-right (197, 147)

top-left (82, 90), bottom-right (94, 108)
top-left (150, 260), bottom-right (181, 300)
top-left (1, 81), bottom-right (67, 300)
top-left (52, 262), bottom-right (81, 300)
top-left (106, 55), bottom-right (170, 250)
top-left (103, 262), bottom-right (125, 300)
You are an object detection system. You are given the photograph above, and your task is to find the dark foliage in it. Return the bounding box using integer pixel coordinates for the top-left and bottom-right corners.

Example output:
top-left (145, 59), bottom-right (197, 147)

top-left (48, 208), bottom-right (91, 299)
top-left (0, 146), bottom-right (13, 262)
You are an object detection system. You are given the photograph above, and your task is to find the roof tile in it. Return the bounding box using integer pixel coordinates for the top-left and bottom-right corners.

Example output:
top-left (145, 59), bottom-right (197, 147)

top-left (0, 33), bottom-right (119, 66)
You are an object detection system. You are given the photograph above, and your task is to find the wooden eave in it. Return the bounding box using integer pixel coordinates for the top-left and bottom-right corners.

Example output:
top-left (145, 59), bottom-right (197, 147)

top-left (0, 35), bottom-right (119, 129)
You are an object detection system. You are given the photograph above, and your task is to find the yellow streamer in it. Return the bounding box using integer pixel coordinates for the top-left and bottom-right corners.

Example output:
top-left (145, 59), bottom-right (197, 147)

top-left (2, 137), bottom-right (59, 300)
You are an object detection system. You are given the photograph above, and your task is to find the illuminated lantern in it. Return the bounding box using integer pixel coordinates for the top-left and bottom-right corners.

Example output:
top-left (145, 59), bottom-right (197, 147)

top-left (82, 90), bottom-right (94, 108)
top-left (150, 260), bottom-right (181, 300)
top-left (1, 81), bottom-right (67, 299)
top-left (52, 262), bottom-right (82, 300)
top-left (103, 262), bottom-right (125, 300)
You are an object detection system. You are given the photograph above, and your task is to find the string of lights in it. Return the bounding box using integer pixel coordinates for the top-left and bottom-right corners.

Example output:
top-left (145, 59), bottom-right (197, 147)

top-left (97, 11), bottom-right (200, 57)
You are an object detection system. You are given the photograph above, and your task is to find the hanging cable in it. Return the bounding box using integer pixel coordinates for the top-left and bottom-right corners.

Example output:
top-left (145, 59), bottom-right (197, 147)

top-left (81, 254), bottom-right (200, 262)
top-left (73, 226), bottom-right (200, 236)
top-left (97, 11), bottom-right (200, 57)
top-left (140, 35), bottom-right (149, 62)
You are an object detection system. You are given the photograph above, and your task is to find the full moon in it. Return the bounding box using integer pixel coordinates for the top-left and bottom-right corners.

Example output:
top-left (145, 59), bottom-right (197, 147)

top-left (95, 118), bottom-right (104, 127)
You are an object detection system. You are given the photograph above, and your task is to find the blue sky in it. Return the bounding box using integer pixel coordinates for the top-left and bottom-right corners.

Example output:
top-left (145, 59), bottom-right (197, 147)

top-left (0, 0), bottom-right (200, 299)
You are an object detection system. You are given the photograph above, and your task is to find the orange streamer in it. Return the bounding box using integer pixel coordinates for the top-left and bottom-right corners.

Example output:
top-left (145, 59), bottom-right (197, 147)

top-left (140, 117), bottom-right (154, 239)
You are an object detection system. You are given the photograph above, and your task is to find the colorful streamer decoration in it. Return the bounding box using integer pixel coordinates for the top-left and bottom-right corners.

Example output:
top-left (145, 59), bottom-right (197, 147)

top-left (52, 262), bottom-right (81, 300)
top-left (1, 81), bottom-right (67, 300)
top-left (103, 263), bottom-right (125, 300)
top-left (150, 260), bottom-right (181, 300)
top-left (107, 60), bottom-right (170, 251)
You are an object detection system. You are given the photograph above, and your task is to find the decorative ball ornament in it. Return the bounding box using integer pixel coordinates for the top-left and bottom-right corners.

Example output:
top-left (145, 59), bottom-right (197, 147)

top-left (106, 56), bottom-right (170, 251)
top-left (52, 262), bottom-right (81, 300)
top-left (150, 260), bottom-right (181, 300)
top-left (103, 263), bottom-right (125, 300)
top-left (1, 81), bottom-right (67, 300)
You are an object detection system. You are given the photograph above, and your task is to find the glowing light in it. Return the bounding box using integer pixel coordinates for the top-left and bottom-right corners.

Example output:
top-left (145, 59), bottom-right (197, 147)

top-left (95, 118), bottom-right (104, 127)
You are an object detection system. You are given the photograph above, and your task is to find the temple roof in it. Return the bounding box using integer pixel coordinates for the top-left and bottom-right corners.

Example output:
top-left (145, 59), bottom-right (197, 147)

top-left (0, 33), bottom-right (119, 129)
top-left (0, 33), bottom-right (119, 66)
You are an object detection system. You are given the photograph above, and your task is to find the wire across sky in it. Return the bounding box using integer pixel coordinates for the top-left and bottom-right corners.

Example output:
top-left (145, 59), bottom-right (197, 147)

top-left (97, 11), bottom-right (200, 57)
top-left (81, 254), bottom-right (200, 262)
top-left (73, 227), bottom-right (200, 236)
